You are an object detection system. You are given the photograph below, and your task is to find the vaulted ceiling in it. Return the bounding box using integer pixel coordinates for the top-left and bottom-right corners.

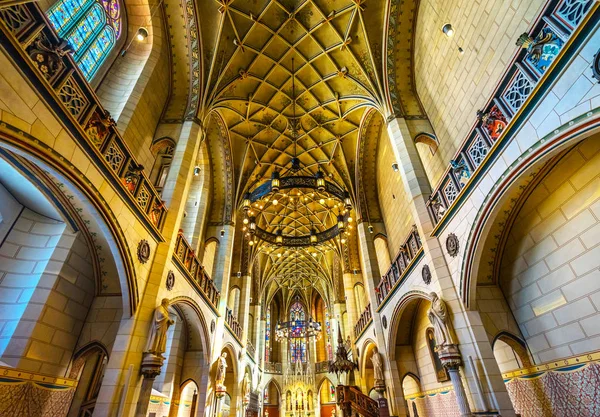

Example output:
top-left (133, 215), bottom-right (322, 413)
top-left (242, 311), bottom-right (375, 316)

top-left (166, 0), bottom-right (423, 303)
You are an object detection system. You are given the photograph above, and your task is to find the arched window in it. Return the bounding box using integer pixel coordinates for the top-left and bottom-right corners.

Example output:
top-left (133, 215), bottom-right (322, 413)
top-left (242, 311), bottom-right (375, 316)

top-left (289, 300), bottom-right (307, 363)
top-left (47, 0), bottom-right (121, 80)
top-left (265, 305), bottom-right (271, 363)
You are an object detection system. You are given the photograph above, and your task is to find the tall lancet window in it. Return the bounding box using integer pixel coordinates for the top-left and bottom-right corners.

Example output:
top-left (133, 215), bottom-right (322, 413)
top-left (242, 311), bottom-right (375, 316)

top-left (47, 0), bottom-right (121, 80)
top-left (289, 300), bottom-right (307, 363)
top-left (265, 306), bottom-right (271, 363)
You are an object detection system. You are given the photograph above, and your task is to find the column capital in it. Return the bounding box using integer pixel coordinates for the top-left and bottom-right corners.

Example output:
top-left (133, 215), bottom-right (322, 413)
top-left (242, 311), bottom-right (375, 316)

top-left (437, 344), bottom-right (462, 370)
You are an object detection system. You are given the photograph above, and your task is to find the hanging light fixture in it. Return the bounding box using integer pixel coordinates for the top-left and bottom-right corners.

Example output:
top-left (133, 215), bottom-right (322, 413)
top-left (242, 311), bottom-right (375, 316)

top-left (271, 171), bottom-right (280, 192)
top-left (237, 57), bottom-right (353, 247)
top-left (315, 169), bottom-right (326, 191)
top-left (242, 192), bottom-right (251, 211)
top-left (337, 214), bottom-right (346, 233)
top-left (344, 191), bottom-right (352, 211)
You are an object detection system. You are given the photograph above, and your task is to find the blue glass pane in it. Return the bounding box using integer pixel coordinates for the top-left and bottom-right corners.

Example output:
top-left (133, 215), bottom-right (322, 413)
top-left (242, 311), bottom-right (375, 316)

top-left (67, 3), bottom-right (106, 55)
top-left (47, 0), bottom-right (92, 36)
top-left (78, 25), bottom-right (114, 79)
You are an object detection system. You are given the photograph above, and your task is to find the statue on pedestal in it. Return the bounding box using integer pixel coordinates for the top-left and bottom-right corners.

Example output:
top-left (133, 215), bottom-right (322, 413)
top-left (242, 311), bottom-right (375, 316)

top-left (428, 292), bottom-right (455, 349)
top-left (371, 347), bottom-right (385, 383)
top-left (216, 352), bottom-right (228, 387)
top-left (145, 298), bottom-right (174, 355)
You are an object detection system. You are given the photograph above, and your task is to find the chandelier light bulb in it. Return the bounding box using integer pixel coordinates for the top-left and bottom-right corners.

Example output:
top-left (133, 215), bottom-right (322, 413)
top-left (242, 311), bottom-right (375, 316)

top-left (272, 199), bottom-right (278, 206)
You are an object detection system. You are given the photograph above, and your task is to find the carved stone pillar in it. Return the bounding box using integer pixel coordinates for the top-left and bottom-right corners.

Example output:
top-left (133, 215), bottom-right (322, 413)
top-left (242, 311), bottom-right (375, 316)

top-left (438, 345), bottom-right (471, 417)
top-left (135, 353), bottom-right (164, 417)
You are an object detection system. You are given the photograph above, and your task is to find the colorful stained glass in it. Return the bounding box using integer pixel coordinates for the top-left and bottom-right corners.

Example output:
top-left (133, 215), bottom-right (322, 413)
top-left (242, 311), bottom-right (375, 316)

top-left (289, 301), bottom-right (307, 363)
top-left (78, 26), bottom-right (114, 79)
top-left (69, 4), bottom-right (105, 54)
top-left (265, 306), bottom-right (271, 363)
top-left (325, 306), bottom-right (332, 361)
top-left (47, 0), bottom-right (120, 80)
top-left (48, 0), bottom-right (92, 35)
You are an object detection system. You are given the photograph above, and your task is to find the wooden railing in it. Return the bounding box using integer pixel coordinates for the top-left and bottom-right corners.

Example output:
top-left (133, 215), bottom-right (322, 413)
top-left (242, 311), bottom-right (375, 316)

top-left (425, 0), bottom-right (595, 234)
top-left (225, 307), bottom-right (242, 341)
top-left (173, 232), bottom-right (220, 309)
top-left (0, 4), bottom-right (169, 238)
top-left (264, 362), bottom-right (282, 374)
top-left (376, 227), bottom-right (422, 306)
top-left (354, 304), bottom-right (372, 340)
top-left (336, 386), bottom-right (378, 417)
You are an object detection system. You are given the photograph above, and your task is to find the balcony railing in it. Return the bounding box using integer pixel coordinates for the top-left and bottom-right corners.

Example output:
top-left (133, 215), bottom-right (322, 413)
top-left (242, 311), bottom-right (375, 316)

top-left (376, 227), bottom-right (422, 307)
top-left (425, 0), bottom-right (595, 235)
top-left (0, 4), bottom-right (168, 239)
top-left (225, 307), bottom-right (243, 341)
top-left (173, 232), bottom-right (220, 309)
top-left (264, 362), bottom-right (282, 374)
top-left (354, 304), bottom-right (372, 340)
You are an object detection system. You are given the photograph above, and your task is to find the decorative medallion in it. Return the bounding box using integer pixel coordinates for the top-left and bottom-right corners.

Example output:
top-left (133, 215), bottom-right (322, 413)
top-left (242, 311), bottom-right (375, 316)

top-left (446, 233), bottom-right (459, 257)
top-left (592, 48), bottom-right (600, 83)
top-left (137, 239), bottom-right (150, 263)
top-left (211, 319), bottom-right (215, 333)
top-left (382, 316), bottom-right (387, 329)
top-left (166, 270), bottom-right (175, 291)
top-left (422, 264), bottom-right (432, 285)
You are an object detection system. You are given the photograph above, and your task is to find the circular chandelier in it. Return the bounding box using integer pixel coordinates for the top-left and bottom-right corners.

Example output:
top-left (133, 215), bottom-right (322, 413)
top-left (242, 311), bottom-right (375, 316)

top-left (242, 170), bottom-right (352, 247)
top-left (240, 58), bottom-right (353, 248)
top-left (275, 317), bottom-right (322, 341)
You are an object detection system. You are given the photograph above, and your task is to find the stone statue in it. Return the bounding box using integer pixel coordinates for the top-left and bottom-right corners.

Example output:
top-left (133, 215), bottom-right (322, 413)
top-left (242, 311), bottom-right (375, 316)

top-left (216, 352), bottom-right (228, 386)
top-left (371, 347), bottom-right (384, 382)
top-left (428, 292), bottom-right (455, 348)
top-left (243, 372), bottom-right (251, 398)
top-left (145, 298), bottom-right (174, 355)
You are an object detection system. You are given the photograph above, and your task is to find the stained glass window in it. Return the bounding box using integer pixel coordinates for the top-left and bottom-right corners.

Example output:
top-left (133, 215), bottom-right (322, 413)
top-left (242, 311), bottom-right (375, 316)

top-left (265, 306), bottom-right (271, 363)
top-left (289, 301), bottom-right (307, 363)
top-left (325, 305), bottom-right (332, 361)
top-left (47, 0), bottom-right (120, 80)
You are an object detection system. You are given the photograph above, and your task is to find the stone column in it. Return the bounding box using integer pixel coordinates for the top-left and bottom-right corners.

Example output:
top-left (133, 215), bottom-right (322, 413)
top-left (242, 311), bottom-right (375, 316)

top-left (385, 117), bottom-right (516, 416)
top-left (135, 353), bottom-right (164, 417)
top-left (438, 346), bottom-right (471, 417)
top-left (356, 222), bottom-right (387, 350)
top-left (94, 120), bottom-right (204, 416)
top-left (342, 273), bottom-right (358, 340)
top-left (255, 306), bottom-right (265, 366)
top-left (239, 274), bottom-right (252, 342)
top-left (211, 223), bottom-right (236, 368)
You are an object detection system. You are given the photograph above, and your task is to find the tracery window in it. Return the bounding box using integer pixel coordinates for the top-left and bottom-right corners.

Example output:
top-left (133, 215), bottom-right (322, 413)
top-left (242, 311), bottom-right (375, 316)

top-left (47, 0), bottom-right (121, 80)
top-left (265, 306), bottom-right (271, 363)
top-left (324, 305), bottom-right (332, 361)
top-left (289, 301), bottom-right (307, 363)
